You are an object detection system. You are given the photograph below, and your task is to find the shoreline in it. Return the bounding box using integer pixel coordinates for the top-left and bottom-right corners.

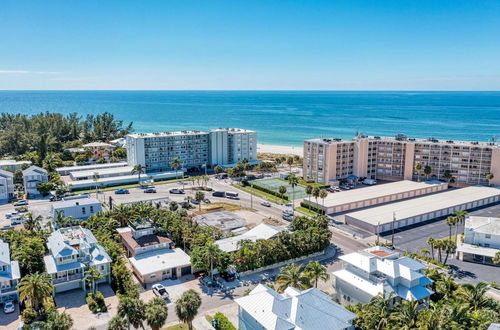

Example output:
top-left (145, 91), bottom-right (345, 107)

top-left (257, 143), bottom-right (303, 157)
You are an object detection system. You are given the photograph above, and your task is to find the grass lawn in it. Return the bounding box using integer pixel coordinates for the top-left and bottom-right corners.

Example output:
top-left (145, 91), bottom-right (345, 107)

top-left (205, 202), bottom-right (248, 212)
top-left (296, 206), bottom-right (320, 216)
top-left (73, 177), bottom-right (188, 194)
top-left (163, 323), bottom-right (189, 330)
top-left (298, 178), bottom-right (325, 188)
top-left (233, 184), bottom-right (288, 204)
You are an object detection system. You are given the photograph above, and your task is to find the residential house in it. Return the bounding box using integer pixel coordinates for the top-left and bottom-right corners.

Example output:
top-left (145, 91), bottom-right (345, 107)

top-left (51, 196), bottom-right (102, 220)
top-left (22, 165), bottom-right (49, 197)
top-left (117, 218), bottom-right (191, 284)
top-left (0, 159), bottom-right (31, 172)
top-left (215, 223), bottom-right (286, 253)
top-left (83, 142), bottom-right (114, 161)
top-left (456, 216), bottom-right (500, 265)
top-left (0, 169), bottom-right (15, 203)
top-left (235, 284), bottom-right (357, 330)
top-left (332, 246), bottom-right (433, 306)
top-left (0, 239), bottom-right (21, 303)
top-left (43, 226), bottom-right (111, 293)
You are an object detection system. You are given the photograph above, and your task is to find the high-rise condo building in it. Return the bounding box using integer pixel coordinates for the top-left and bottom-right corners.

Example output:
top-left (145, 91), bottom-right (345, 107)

top-left (303, 134), bottom-right (500, 186)
top-left (126, 128), bottom-right (256, 172)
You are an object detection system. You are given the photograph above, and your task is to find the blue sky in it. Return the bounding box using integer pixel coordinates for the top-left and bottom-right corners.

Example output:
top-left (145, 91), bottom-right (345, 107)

top-left (1, 0), bottom-right (500, 90)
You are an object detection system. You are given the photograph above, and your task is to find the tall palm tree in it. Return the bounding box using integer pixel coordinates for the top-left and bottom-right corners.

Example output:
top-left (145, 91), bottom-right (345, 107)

top-left (312, 186), bottom-right (320, 204)
top-left (391, 300), bottom-right (420, 329)
top-left (485, 173), bottom-right (494, 186)
top-left (175, 289), bottom-right (202, 330)
top-left (286, 156), bottom-right (294, 172)
top-left (442, 239), bottom-right (457, 265)
top-left (434, 239), bottom-right (444, 263)
top-left (304, 260), bottom-right (330, 288)
top-left (85, 267), bottom-right (103, 294)
top-left (453, 209), bottom-right (468, 245)
top-left (426, 237), bottom-right (436, 260)
top-left (319, 189), bottom-right (328, 210)
top-left (170, 157), bottom-right (182, 179)
top-left (445, 216), bottom-right (456, 240)
top-left (414, 162), bottom-right (423, 182)
top-left (287, 173), bottom-right (299, 211)
top-left (145, 297), bottom-right (168, 330)
top-left (458, 282), bottom-right (491, 311)
top-left (424, 165), bottom-right (432, 180)
top-left (194, 191), bottom-right (205, 211)
top-left (107, 316), bottom-right (128, 330)
top-left (92, 172), bottom-right (100, 197)
top-left (276, 263), bottom-right (311, 292)
top-left (118, 295), bottom-right (146, 330)
top-left (24, 212), bottom-right (43, 232)
top-left (305, 185), bottom-right (313, 204)
top-left (18, 273), bottom-right (54, 313)
top-left (131, 164), bottom-right (145, 186)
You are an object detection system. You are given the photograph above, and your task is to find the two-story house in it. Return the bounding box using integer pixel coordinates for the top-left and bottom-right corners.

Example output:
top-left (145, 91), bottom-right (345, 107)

top-left (43, 226), bottom-right (111, 293)
top-left (0, 169), bottom-right (15, 204)
top-left (235, 284), bottom-right (357, 330)
top-left (457, 216), bottom-right (500, 265)
top-left (332, 246), bottom-right (433, 307)
top-left (117, 217), bottom-right (191, 285)
top-left (51, 196), bottom-right (102, 220)
top-left (0, 239), bottom-right (20, 303)
top-left (22, 165), bottom-right (49, 197)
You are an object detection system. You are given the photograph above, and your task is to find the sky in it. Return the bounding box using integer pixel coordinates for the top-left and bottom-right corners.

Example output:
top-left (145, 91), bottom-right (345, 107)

top-left (1, 0), bottom-right (500, 90)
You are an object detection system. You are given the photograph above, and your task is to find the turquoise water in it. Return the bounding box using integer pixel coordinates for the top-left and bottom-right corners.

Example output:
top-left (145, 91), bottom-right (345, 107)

top-left (0, 91), bottom-right (499, 146)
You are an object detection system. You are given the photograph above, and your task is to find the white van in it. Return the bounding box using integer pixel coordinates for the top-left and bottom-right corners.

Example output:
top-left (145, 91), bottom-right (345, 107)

top-left (363, 179), bottom-right (377, 185)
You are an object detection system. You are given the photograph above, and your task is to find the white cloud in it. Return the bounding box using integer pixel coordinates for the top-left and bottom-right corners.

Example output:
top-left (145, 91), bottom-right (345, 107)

top-left (0, 70), bottom-right (61, 74)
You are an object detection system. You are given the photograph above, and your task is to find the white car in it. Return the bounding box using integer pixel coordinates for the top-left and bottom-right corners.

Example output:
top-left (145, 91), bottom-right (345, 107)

top-left (362, 179), bottom-right (377, 185)
top-left (3, 300), bottom-right (15, 313)
top-left (261, 201), bottom-right (271, 207)
top-left (152, 284), bottom-right (169, 299)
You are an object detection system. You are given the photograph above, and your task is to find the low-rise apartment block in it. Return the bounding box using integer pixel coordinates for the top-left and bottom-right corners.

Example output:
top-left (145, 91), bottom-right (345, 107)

top-left (0, 239), bottom-right (21, 303)
top-left (117, 218), bottom-right (191, 284)
top-left (82, 142), bottom-right (114, 161)
top-left (22, 165), bottom-right (48, 197)
top-left (457, 216), bottom-right (500, 265)
top-left (304, 134), bottom-right (500, 186)
top-left (51, 196), bottom-right (102, 220)
top-left (332, 246), bottom-right (433, 307)
top-left (0, 159), bottom-right (31, 172)
top-left (43, 226), bottom-right (111, 293)
top-left (126, 128), bottom-right (257, 173)
top-left (0, 169), bottom-right (15, 203)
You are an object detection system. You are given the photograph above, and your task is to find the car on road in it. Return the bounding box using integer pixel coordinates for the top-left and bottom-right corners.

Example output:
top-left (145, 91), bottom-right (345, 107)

top-left (282, 209), bottom-right (294, 215)
top-left (144, 188), bottom-right (156, 193)
top-left (282, 214), bottom-right (294, 221)
top-left (152, 284), bottom-right (169, 299)
top-left (13, 200), bottom-right (28, 206)
top-left (326, 187), bottom-right (336, 193)
top-left (203, 198), bottom-right (211, 203)
top-left (212, 191), bottom-right (225, 197)
top-left (339, 185), bottom-right (350, 190)
top-left (191, 199), bottom-right (199, 205)
top-left (5, 212), bottom-right (19, 219)
top-left (49, 195), bottom-right (63, 202)
top-left (114, 189), bottom-right (129, 194)
top-left (10, 216), bottom-right (23, 225)
top-left (3, 300), bottom-right (15, 314)
top-left (220, 271), bottom-right (236, 282)
top-left (169, 188), bottom-right (185, 194)
top-left (362, 179), bottom-right (377, 185)
top-left (261, 201), bottom-right (271, 207)
top-left (80, 192), bottom-right (90, 197)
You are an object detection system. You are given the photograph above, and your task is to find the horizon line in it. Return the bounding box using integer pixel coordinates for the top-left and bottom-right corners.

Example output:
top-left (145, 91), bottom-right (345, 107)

top-left (1, 89), bottom-right (500, 92)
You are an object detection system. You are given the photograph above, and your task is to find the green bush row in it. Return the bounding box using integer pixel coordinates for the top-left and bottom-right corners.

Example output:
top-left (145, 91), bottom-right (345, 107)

top-left (300, 201), bottom-right (325, 215)
top-left (244, 182), bottom-right (289, 200)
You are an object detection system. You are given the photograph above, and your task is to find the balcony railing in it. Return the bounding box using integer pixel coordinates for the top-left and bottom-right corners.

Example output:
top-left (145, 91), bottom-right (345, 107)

top-left (53, 273), bottom-right (84, 284)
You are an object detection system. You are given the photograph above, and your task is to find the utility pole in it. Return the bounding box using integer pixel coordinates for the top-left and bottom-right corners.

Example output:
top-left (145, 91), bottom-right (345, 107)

top-left (391, 212), bottom-right (396, 247)
top-left (250, 183), bottom-right (253, 209)
top-left (376, 221), bottom-right (380, 245)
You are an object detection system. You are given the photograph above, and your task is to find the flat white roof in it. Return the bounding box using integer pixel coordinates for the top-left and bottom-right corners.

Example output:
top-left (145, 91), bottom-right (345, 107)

top-left (0, 159), bottom-right (31, 166)
top-left (346, 186), bottom-right (500, 226)
top-left (320, 180), bottom-right (446, 207)
top-left (71, 166), bottom-right (134, 179)
top-left (52, 197), bottom-right (101, 209)
top-left (216, 224), bottom-right (286, 252)
top-left (129, 248), bottom-right (191, 276)
top-left (56, 162), bottom-right (128, 173)
top-left (128, 130), bottom-right (207, 138)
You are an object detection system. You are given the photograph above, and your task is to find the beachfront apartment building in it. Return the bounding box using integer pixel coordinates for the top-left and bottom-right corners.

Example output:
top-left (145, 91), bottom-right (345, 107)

top-left (22, 165), bottom-right (48, 197)
top-left (303, 134), bottom-right (500, 186)
top-left (0, 239), bottom-right (21, 303)
top-left (235, 284), bottom-right (357, 330)
top-left (43, 226), bottom-right (111, 293)
top-left (126, 128), bottom-right (257, 173)
top-left (332, 246), bottom-right (433, 307)
top-left (456, 216), bottom-right (500, 265)
top-left (0, 169), bottom-right (15, 203)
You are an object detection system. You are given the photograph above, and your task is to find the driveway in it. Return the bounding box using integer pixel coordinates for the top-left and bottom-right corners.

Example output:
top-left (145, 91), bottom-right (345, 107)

top-left (0, 302), bottom-right (21, 330)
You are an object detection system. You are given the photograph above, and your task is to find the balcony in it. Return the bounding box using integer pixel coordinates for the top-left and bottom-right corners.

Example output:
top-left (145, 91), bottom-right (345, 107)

top-left (0, 286), bottom-right (17, 294)
top-left (53, 273), bottom-right (84, 284)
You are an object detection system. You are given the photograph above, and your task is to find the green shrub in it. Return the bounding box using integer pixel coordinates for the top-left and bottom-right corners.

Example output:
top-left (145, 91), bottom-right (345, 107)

top-left (300, 201), bottom-right (325, 215)
top-left (244, 182), bottom-right (288, 200)
top-left (213, 312), bottom-right (236, 330)
top-left (86, 291), bottom-right (108, 313)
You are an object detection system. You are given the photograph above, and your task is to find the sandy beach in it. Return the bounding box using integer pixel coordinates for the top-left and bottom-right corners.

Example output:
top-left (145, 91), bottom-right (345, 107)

top-left (257, 143), bottom-right (303, 157)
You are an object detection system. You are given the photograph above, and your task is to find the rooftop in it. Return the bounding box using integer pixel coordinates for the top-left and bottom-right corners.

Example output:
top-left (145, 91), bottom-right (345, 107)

top-left (345, 186), bottom-right (500, 226)
top-left (129, 248), bottom-right (190, 276)
top-left (193, 211), bottom-right (247, 232)
top-left (83, 142), bottom-right (113, 148)
top-left (128, 130), bottom-right (208, 138)
top-left (52, 197), bottom-right (101, 209)
top-left (465, 216), bottom-right (500, 236)
top-left (0, 159), bottom-right (32, 166)
top-left (129, 217), bottom-right (153, 230)
top-left (56, 162), bottom-right (128, 173)
top-left (70, 166), bottom-right (134, 179)
top-left (119, 229), bottom-right (172, 249)
top-left (215, 223), bottom-right (286, 253)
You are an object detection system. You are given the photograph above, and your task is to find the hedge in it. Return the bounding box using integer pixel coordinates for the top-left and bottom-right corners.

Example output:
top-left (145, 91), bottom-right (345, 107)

top-left (243, 182), bottom-right (289, 200)
top-left (300, 201), bottom-right (325, 215)
top-left (213, 312), bottom-right (237, 330)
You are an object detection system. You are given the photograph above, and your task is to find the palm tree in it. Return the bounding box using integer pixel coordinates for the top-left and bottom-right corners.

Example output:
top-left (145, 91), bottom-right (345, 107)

top-left (276, 263), bottom-right (311, 292)
top-left (442, 239), bottom-right (457, 265)
top-left (131, 164), bottom-right (145, 186)
top-left (175, 289), bottom-right (202, 330)
top-left (108, 316), bottom-right (128, 330)
top-left (287, 173), bottom-right (299, 211)
top-left (458, 282), bottom-right (491, 311)
top-left (436, 275), bottom-right (457, 300)
top-left (391, 300), bottom-right (420, 329)
top-left (118, 295), bottom-right (146, 330)
top-left (33, 310), bottom-right (74, 330)
top-left (194, 191), bottom-right (205, 211)
top-left (214, 165), bottom-right (223, 175)
top-left (443, 170), bottom-right (452, 183)
top-left (278, 185), bottom-right (287, 197)
top-left (312, 186), bottom-right (320, 204)
top-left (305, 185), bottom-right (313, 204)
top-left (286, 156), bottom-right (294, 172)
top-left (426, 237), bottom-right (436, 260)
top-left (85, 267), bottom-right (103, 294)
top-left (434, 239), bottom-right (444, 263)
top-left (319, 189), bottom-right (328, 209)
top-left (169, 201), bottom-right (179, 211)
top-left (445, 216), bottom-right (456, 240)
top-left (453, 210), bottom-right (468, 245)
top-left (304, 260), bottom-right (330, 288)
top-left (414, 162), bottom-right (423, 182)
top-left (424, 165), bottom-right (432, 180)
top-left (24, 212), bottom-right (43, 232)
top-left (485, 173), bottom-right (494, 186)
top-left (18, 273), bottom-right (54, 313)
top-left (170, 157), bottom-right (182, 179)
top-left (420, 248), bottom-right (431, 258)
top-left (92, 172), bottom-right (100, 197)
top-left (145, 297), bottom-right (168, 330)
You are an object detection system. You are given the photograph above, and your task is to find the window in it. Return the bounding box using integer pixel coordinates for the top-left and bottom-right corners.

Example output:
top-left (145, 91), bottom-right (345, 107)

top-left (82, 207), bottom-right (86, 214)
top-left (90, 206), bottom-right (94, 213)
top-left (485, 234), bottom-right (491, 239)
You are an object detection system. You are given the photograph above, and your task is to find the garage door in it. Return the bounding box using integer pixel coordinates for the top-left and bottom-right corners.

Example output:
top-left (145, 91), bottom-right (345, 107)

top-left (181, 266), bottom-right (191, 276)
top-left (55, 281), bottom-right (82, 293)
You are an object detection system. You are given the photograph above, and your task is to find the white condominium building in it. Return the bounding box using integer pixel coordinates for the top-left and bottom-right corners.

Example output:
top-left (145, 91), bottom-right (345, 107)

top-left (332, 246), bottom-right (433, 307)
top-left (126, 128), bottom-right (256, 172)
top-left (304, 134), bottom-right (500, 186)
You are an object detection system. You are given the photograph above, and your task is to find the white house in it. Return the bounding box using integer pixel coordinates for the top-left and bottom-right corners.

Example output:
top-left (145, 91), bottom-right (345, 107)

top-left (235, 284), bottom-right (357, 330)
top-left (332, 246), bottom-right (433, 307)
top-left (22, 165), bottom-right (49, 197)
top-left (0, 159), bottom-right (31, 172)
top-left (0, 239), bottom-right (21, 303)
top-left (456, 216), bottom-right (500, 265)
top-left (0, 169), bottom-right (15, 203)
top-left (51, 196), bottom-right (102, 220)
top-left (215, 223), bottom-right (286, 253)
top-left (43, 226), bottom-right (111, 293)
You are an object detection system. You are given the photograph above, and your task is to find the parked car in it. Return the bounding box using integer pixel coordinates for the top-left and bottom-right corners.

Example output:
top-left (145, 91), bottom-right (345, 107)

top-left (3, 300), bottom-right (15, 314)
top-left (212, 191), bottom-right (225, 197)
top-left (282, 214), bottom-right (294, 221)
top-left (114, 188), bottom-right (129, 194)
top-left (261, 201), bottom-right (271, 207)
top-left (362, 179), bottom-right (377, 185)
top-left (339, 185), bottom-right (350, 190)
top-left (326, 187), bottom-right (336, 193)
top-left (144, 188), bottom-right (156, 193)
top-left (191, 199), bottom-right (199, 205)
top-left (220, 271), bottom-right (236, 282)
top-left (152, 284), bottom-right (169, 299)
top-left (5, 212), bottom-right (18, 219)
top-left (10, 216), bottom-right (23, 225)
top-left (49, 194), bottom-right (62, 202)
top-left (13, 200), bottom-right (28, 206)
top-left (203, 198), bottom-right (211, 203)
top-left (80, 193), bottom-right (90, 197)
top-left (169, 188), bottom-right (185, 194)
top-left (180, 201), bottom-right (190, 209)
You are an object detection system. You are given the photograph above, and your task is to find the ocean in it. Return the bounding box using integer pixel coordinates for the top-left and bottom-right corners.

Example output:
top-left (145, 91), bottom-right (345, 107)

top-left (0, 90), bottom-right (499, 146)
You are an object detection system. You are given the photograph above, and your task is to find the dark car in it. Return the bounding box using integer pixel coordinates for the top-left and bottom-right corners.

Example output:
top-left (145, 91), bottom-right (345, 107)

top-left (212, 191), bottom-right (225, 197)
top-left (169, 188), bottom-right (185, 194)
top-left (220, 271), bottom-right (236, 282)
top-left (114, 189), bottom-right (129, 194)
top-left (144, 188), bottom-right (157, 193)
top-left (49, 195), bottom-right (62, 202)
top-left (203, 198), bottom-right (211, 203)
top-left (191, 199), bottom-right (199, 205)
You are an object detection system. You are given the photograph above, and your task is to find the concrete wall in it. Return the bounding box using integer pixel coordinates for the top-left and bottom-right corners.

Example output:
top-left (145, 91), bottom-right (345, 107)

top-left (133, 264), bottom-right (192, 284)
top-left (333, 276), bottom-right (375, 305)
